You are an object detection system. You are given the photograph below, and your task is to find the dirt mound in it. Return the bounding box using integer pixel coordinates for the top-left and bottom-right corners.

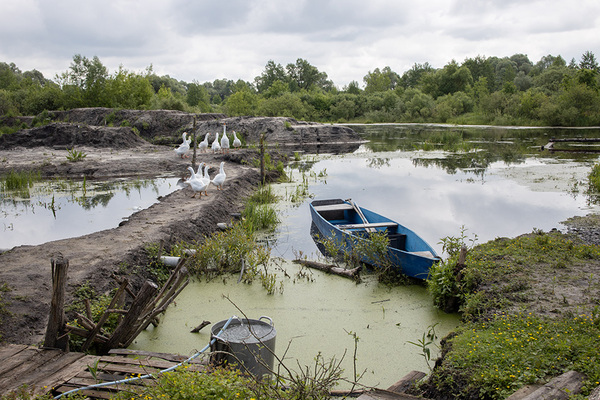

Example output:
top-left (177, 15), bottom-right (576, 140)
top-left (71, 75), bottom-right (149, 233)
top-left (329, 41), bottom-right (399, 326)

top-left (0, 122), bottom-right (148, 149)
top-left (198, 116), bottom-right (361, 147)
top-left (49, 108), bottom-right (225, 143)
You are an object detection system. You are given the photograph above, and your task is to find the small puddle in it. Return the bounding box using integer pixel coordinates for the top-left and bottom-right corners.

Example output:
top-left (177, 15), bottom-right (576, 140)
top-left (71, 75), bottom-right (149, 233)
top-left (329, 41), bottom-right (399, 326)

top-left (0, 177), bottom-right (181, 249)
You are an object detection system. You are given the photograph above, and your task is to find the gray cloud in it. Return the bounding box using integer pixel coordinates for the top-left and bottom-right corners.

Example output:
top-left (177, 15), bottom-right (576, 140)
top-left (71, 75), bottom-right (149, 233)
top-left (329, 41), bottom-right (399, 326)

top-left (0, 0), bottom-right (598, 87)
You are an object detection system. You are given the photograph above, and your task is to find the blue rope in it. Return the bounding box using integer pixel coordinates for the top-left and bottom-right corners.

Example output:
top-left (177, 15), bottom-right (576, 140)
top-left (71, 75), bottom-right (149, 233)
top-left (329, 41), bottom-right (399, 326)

top-left (53, 315), bottom-right (236, 399)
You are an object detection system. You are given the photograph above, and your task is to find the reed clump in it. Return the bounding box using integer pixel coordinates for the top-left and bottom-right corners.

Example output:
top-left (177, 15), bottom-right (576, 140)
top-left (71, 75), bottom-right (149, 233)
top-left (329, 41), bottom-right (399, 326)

top-left (179, 184), bottom-right (280, 292)
top-left (1, 170), bottom-right (40, 192)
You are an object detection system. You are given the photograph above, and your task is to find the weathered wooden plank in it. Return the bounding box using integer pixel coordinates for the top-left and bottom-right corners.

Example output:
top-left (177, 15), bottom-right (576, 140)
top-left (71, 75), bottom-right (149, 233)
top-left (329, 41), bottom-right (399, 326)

top-left (0, 348), bottom-right (63, 390)
top-left (313, 203), bottom-right (354, 212)
top-left (32, 354), bottom-right (99, 396)
top-left (0, 347), bottom-right (42, 376)
top-left (337, 222), bottom-right (398, 230)
top-left (108, 348), bottom-right (206, 364)
top-left (53, 384), bottom-right (116, 400)
top-left (99, 355), bottom-right (185, 369)
top-left (67, 375), bottom-right (152, 389)
top-left (10, 352), bottom-right (89, 395)
top-left (96, 362), bottom-right (163, 376)
top-left (506, 384), bottom-right (542, 400)
top-left (97, 359), bottom-right (204, 375)
top-left (386, 370), bottom-right (427, 394)
top-left (0, 344), bottom-right (30, 360)
top-left (356, 388), bottom-right (423, 400)
top-left (518, 370), bottom-right (586, 400)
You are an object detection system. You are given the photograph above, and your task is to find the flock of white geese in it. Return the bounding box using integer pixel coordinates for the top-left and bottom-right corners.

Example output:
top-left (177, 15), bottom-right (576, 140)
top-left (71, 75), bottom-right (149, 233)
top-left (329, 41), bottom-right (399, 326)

top-left (174, 123), bottom-right (240, 198)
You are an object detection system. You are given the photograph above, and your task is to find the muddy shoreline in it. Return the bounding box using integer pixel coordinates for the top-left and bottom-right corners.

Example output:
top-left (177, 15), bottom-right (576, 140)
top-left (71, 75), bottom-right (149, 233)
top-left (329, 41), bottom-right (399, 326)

top-left (0, 111), bottom-right (362, 345)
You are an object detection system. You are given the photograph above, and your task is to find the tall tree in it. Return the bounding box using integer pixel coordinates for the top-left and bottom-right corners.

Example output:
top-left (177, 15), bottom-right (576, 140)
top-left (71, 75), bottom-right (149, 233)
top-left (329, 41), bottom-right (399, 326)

top-left (462, 55), bottom-right (494, 92)
top-left (363, 66), bottom-right (399, 93)
top-left (186, 81), bottom-right (211, 111)
top-left (57, 54), bottom-right (109, 107)
top-left (286, 58), bottom-right (331, 92)
top-left (254, 60), bottom-right (287, 93)
top-left (400, 62), bottom-right (434, 89)
top-left (579, 50), bottom-right (599, 72)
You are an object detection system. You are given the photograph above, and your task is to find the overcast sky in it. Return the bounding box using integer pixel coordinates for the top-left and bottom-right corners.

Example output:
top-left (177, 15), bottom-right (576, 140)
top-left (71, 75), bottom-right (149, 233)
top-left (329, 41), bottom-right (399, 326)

top-left (2, 0), bottom-right (599, 88)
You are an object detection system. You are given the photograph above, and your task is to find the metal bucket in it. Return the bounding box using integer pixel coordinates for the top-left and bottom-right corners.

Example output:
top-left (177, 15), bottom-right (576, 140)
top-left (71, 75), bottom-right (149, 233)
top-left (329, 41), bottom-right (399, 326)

top-left (210, 316), bottom-right (276, 379)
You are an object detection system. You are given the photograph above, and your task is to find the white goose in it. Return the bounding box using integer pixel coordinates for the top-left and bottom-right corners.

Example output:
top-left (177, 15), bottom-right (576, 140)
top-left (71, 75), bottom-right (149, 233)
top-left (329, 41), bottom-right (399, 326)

top-left (220, 123), bottom-right (230, 153)
top-left (232, 131), bottom-right (241, 150)
top-left (211, 161), bottom-right (227, 190)
top-left (174, 132), bottom-right (190, 159)
top-left (198, 133), bottom-right (210, 153)
top-left (211, 131), bottom-right (221, 154)
top-left (185, 166), bottom-right (209, 198)
top-left (194, 162), bottom-right (206, 180)
top-left (197, 162), bottom-right (211, 196)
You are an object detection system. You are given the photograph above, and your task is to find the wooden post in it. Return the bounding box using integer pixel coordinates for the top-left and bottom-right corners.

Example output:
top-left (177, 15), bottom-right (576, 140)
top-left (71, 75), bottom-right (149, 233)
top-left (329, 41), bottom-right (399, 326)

top-left (191, 116), bottom-right (198, 168)
top-left (44, 254), bottom-right (69, 351)
top-left (102, 280), bottom-right (158, 353)
top-left (260, 132), bottom-right (265, 185)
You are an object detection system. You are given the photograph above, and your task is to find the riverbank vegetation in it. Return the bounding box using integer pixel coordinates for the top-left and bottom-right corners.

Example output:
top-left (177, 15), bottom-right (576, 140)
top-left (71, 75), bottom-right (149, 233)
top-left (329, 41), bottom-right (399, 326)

top-left (422, 229), bottom-right (600, 399)
top-left (2, 51), bottom-right (600, 131)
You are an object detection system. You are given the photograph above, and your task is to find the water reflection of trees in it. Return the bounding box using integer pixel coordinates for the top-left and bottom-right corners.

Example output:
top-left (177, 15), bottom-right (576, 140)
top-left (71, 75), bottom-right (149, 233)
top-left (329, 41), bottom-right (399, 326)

top-left (75, 192), bottom-right (115, 209)
top-left (2, 177), bottom-right (166, 215)
top-left (355, 124), bottom-right (600, 174)
top-left (366, 157), bottom-right (390, 169)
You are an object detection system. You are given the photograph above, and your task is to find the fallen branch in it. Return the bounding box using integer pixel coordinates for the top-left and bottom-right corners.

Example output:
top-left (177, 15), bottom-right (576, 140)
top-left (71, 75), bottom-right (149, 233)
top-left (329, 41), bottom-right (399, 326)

top-left (293, 259), bottom-right (361, 282)
top-left (191, 320), bottom-right (211, 333)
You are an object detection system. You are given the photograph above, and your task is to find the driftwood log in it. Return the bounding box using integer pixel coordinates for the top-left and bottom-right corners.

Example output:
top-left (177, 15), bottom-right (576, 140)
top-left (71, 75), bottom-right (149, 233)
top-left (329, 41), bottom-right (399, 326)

top-left (293, 259), bottom-right (361, 282)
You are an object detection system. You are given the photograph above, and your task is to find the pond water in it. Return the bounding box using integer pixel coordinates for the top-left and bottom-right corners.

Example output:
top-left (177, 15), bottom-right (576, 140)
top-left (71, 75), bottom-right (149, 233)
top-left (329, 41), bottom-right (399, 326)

top-left (129, 267), bottom-right (459, 389)
top-left (271, 125), bottom-right (600, 259)
top-left (3, 124), bottom-right (600, 388)
top-left (0, 177), bottom-right (181, 249)
top-left (130, 125), bottom-right (600, 388)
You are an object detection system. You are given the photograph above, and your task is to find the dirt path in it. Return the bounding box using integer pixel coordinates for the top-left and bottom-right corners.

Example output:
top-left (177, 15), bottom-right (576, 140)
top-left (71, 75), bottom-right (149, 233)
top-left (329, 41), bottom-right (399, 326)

top-left (0, 144), bottom-right (263, 345)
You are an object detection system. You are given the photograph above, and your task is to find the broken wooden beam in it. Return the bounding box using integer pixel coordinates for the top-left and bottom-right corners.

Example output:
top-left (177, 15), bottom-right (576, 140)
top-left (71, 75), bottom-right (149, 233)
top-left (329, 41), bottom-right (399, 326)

top-left (101, 280), bottom-right (158, 352)
top-left (81, 278), bottom-right (130, 352)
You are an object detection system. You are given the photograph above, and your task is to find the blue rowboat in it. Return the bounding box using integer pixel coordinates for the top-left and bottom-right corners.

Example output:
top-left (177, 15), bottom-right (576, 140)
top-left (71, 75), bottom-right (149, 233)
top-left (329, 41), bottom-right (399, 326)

top-left (309, 198), bottom-right (441, 280)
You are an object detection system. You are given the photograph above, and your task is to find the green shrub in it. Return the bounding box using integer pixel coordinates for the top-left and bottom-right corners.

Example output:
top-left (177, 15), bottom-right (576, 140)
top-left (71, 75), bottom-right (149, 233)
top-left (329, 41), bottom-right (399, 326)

top-left (114, 367), bottom-right (257, 400)
top-left (66, 148), bottom-right (87, 162)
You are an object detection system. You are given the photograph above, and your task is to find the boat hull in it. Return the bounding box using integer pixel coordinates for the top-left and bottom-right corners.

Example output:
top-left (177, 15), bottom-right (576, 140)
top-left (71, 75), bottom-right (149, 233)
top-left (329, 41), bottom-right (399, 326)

top-left (309, 199), bottom-right (440, 280)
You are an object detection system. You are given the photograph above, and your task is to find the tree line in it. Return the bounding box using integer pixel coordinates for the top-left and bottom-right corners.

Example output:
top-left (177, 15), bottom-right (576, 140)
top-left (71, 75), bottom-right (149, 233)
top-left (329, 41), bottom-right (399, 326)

top-left (1, 51), bottom-right (599, 127)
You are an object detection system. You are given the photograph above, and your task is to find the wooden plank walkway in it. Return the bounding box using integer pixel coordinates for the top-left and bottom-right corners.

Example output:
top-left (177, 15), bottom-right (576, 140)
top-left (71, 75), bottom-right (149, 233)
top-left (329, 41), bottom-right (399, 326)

top-left (0, 344), bottom-right (207, 399)
top-left (356, 370), bottom-right (428, 400)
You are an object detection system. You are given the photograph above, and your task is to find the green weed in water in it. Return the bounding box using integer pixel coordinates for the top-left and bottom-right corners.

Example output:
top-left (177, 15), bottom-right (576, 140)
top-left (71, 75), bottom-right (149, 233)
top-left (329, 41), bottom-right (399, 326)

top-left (1, 170), bottom-right (40, 192)
top-left (242, 197), bottom-right (279, 233)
